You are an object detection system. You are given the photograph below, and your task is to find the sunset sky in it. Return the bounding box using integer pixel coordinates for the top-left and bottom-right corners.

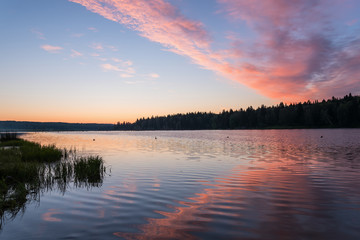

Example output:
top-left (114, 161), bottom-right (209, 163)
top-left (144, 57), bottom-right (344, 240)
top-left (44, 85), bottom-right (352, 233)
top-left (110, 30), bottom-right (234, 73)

top-left (1, 0), bottom-right (359, 123)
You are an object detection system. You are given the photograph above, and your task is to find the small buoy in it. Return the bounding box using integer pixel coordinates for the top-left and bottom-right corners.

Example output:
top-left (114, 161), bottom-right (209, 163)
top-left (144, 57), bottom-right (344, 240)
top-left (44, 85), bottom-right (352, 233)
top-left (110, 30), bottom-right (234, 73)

top-left (93, 139), bottom-right (95, 141)
top-left (320, 136), bottom-right (323, 138)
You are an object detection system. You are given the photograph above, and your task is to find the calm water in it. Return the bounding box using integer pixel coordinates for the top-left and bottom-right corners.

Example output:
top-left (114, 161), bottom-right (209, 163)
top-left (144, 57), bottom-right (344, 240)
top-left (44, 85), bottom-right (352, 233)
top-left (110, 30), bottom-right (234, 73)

top-left (1, 129), bottom-right (360, 239)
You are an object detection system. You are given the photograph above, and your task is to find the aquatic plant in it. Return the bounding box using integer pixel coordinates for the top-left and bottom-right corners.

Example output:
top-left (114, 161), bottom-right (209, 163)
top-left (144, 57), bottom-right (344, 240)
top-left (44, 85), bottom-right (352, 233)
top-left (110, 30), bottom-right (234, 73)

top-left (74, 156), bottom-right (105, 187)
top-left (0, 133), bottom-right (19, 142)
top-left (0, 138), bottom-right (107, 230)
top-left (20, 142), bottom-right (63, 163)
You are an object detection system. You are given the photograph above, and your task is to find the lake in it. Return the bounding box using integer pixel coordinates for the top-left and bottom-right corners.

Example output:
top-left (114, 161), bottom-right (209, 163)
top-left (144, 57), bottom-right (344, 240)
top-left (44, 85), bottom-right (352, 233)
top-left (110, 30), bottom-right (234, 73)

top-left (1, 129), bottom-right (360, 239)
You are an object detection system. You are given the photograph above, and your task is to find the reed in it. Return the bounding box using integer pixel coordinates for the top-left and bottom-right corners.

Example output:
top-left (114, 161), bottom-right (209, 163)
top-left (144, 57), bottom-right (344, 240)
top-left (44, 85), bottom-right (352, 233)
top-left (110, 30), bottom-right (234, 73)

top-left (0, 133), bottom-right (19, 142)
top-left (74, 156), bottom-right (105, 186)
top-left (0, 138), bottom-right (106, 230)
top-left (20, 142), bottom-right (63, 163)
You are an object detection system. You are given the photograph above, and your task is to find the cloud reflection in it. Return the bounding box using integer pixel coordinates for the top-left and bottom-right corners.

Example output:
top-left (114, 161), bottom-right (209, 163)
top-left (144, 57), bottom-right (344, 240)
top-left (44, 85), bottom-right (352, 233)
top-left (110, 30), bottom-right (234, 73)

top-left (112, 150), bottom-right (357, 239)
top-left (42, 209), bottom-right (62, 222)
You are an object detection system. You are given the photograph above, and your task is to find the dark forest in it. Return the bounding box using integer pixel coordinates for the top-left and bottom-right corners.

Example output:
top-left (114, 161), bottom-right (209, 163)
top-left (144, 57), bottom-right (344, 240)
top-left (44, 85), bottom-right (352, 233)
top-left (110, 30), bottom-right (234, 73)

top-left (115, 94), bottom-right (360, 130)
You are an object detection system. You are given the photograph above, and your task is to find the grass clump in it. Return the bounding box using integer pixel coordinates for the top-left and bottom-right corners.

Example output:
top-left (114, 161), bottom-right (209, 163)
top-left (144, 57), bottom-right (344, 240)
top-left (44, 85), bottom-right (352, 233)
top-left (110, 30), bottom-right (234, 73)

top-left (20, 142), bottom-right (62, 163)
top-left (74, 156), bottom-right (105, 187)
top-left (0, 138), bottom-right (62, 163)
top-left (0, 133), bottom-right (19, 142)
top-left (0, 137), bottom-right (106, 230)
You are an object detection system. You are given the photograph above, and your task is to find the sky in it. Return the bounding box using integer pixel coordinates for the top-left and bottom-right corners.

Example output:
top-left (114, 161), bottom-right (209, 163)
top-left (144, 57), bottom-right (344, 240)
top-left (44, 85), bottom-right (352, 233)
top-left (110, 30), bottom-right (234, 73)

top-left (1, 0), bottom-right (359, 123)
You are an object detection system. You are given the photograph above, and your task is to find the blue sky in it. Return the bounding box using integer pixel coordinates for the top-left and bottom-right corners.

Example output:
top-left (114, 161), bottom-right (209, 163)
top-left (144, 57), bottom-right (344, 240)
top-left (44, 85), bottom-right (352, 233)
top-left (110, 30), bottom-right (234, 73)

top-left (1, 0), bottom-right (359, 123)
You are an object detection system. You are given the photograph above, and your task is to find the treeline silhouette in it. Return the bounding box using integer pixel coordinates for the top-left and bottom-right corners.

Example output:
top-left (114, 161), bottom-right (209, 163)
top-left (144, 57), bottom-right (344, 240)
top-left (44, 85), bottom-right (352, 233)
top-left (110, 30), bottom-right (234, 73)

top-left (115, 94), bottom-right (360, 130)
top-left (0, 121), bottom-right (114, 132)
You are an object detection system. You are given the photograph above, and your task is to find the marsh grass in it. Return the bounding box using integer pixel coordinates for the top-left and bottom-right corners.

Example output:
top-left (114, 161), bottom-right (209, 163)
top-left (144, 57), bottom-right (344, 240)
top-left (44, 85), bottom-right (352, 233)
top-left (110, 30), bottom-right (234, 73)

top-left (74, 156), bottom-right (105, 188)
top-left (0, 133), bottom-right (19, 142)
top-left (20, 142), bottom-right (63, 163)
top-left (0, 138), bottom-right (106, 230)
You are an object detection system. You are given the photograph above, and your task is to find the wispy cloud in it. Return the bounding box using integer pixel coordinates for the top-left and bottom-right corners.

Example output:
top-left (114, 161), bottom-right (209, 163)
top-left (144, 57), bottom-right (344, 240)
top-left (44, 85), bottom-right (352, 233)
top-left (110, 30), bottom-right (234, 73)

top-left (148, 73), bottom-right (159, 78)
top-left (123, 60), bottom-right (133, 66)
top-left (31, 29), bottom-right (46, 40)
top-left (70, 0), bottom-right (360, 101)
top-left (89, 42), bottom-right (118, 52)
top-left (218, 0), bottom-right (360, 99)
top-left (41, 44), bottom-right (63, 53)
top-left (101, 63), bottom-right (122, 72)
top-left (111, 58), bottom-right (133, 66)
top-left (69, 0), bottom-right (212, 61)
top-left (101, 62), bottom-right (135, 77)
top-left (88, 27), bottom-right (98, 32)
top-left (70, 49), bottom-right (83, 57)
top-left (112, 58), bottom-right (121, 63)
top-left (120, 73), bottom-right (134, 78)
top-left (107, 45), bottom-right (118, 52)
top-left (71, 33), bottom-right (84, 38)
top-left (90, 53), bottom-right (100, 57)
top-left (90, 42), bottom-right (103, 50)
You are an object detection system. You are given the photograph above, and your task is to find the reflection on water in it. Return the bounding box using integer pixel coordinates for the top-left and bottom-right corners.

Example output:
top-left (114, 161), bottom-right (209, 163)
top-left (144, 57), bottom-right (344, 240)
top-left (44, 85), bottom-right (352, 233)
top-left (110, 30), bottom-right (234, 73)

top-left (0, 151), bottom-right (106, 231)
top-left (1, 129), bottom-right (360, 239)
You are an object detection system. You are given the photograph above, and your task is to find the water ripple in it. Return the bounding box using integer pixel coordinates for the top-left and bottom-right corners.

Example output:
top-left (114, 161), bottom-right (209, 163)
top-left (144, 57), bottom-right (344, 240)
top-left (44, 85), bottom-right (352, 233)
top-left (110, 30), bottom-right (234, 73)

top-left (1, 129), bottom-right (359, 239)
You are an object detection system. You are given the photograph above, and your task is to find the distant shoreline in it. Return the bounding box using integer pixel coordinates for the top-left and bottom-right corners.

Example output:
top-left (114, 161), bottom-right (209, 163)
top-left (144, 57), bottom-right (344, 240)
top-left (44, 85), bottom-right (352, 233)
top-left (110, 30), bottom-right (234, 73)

top-left (1, 127), bottom-right (359, 134)
top-left (0, 121), bottom-right (114, 132)
top-left (2, 94), bottom-right (360, 131)
top-left (115, 94), bottom-right (360, 131)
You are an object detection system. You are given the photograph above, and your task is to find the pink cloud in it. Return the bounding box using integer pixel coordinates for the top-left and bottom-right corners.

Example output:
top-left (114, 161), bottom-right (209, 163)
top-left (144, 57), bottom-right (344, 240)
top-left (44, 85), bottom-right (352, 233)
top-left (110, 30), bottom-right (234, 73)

top-left (218, 0), bottom-right (360, 100)
top-left (88, 27), bottom-right (98, 32)
top-left (90, 53), bottom-right (100, 57)
top-left (31, 29), bottom-right (46, 40)
top-left (101, 62), bottom-right (135, 77)
top-left (69, 0), bottom-right (360, 102)
top-left (70, 49), bottom-right (83, 57)
top-left (148, 73), bottom-right (159, 78)
top-left (90, 42), bottom-right (103, 50)
top-left (101, 63), bottom-right (122, 72)
top-left (120, 73), bottom-right (134, 78)
top-left (70, 0), bottom-right (211, 56)
top-left (41, 45), bottom-right (63, 53)
top-left (107, 45), bottom-right (118, 51)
